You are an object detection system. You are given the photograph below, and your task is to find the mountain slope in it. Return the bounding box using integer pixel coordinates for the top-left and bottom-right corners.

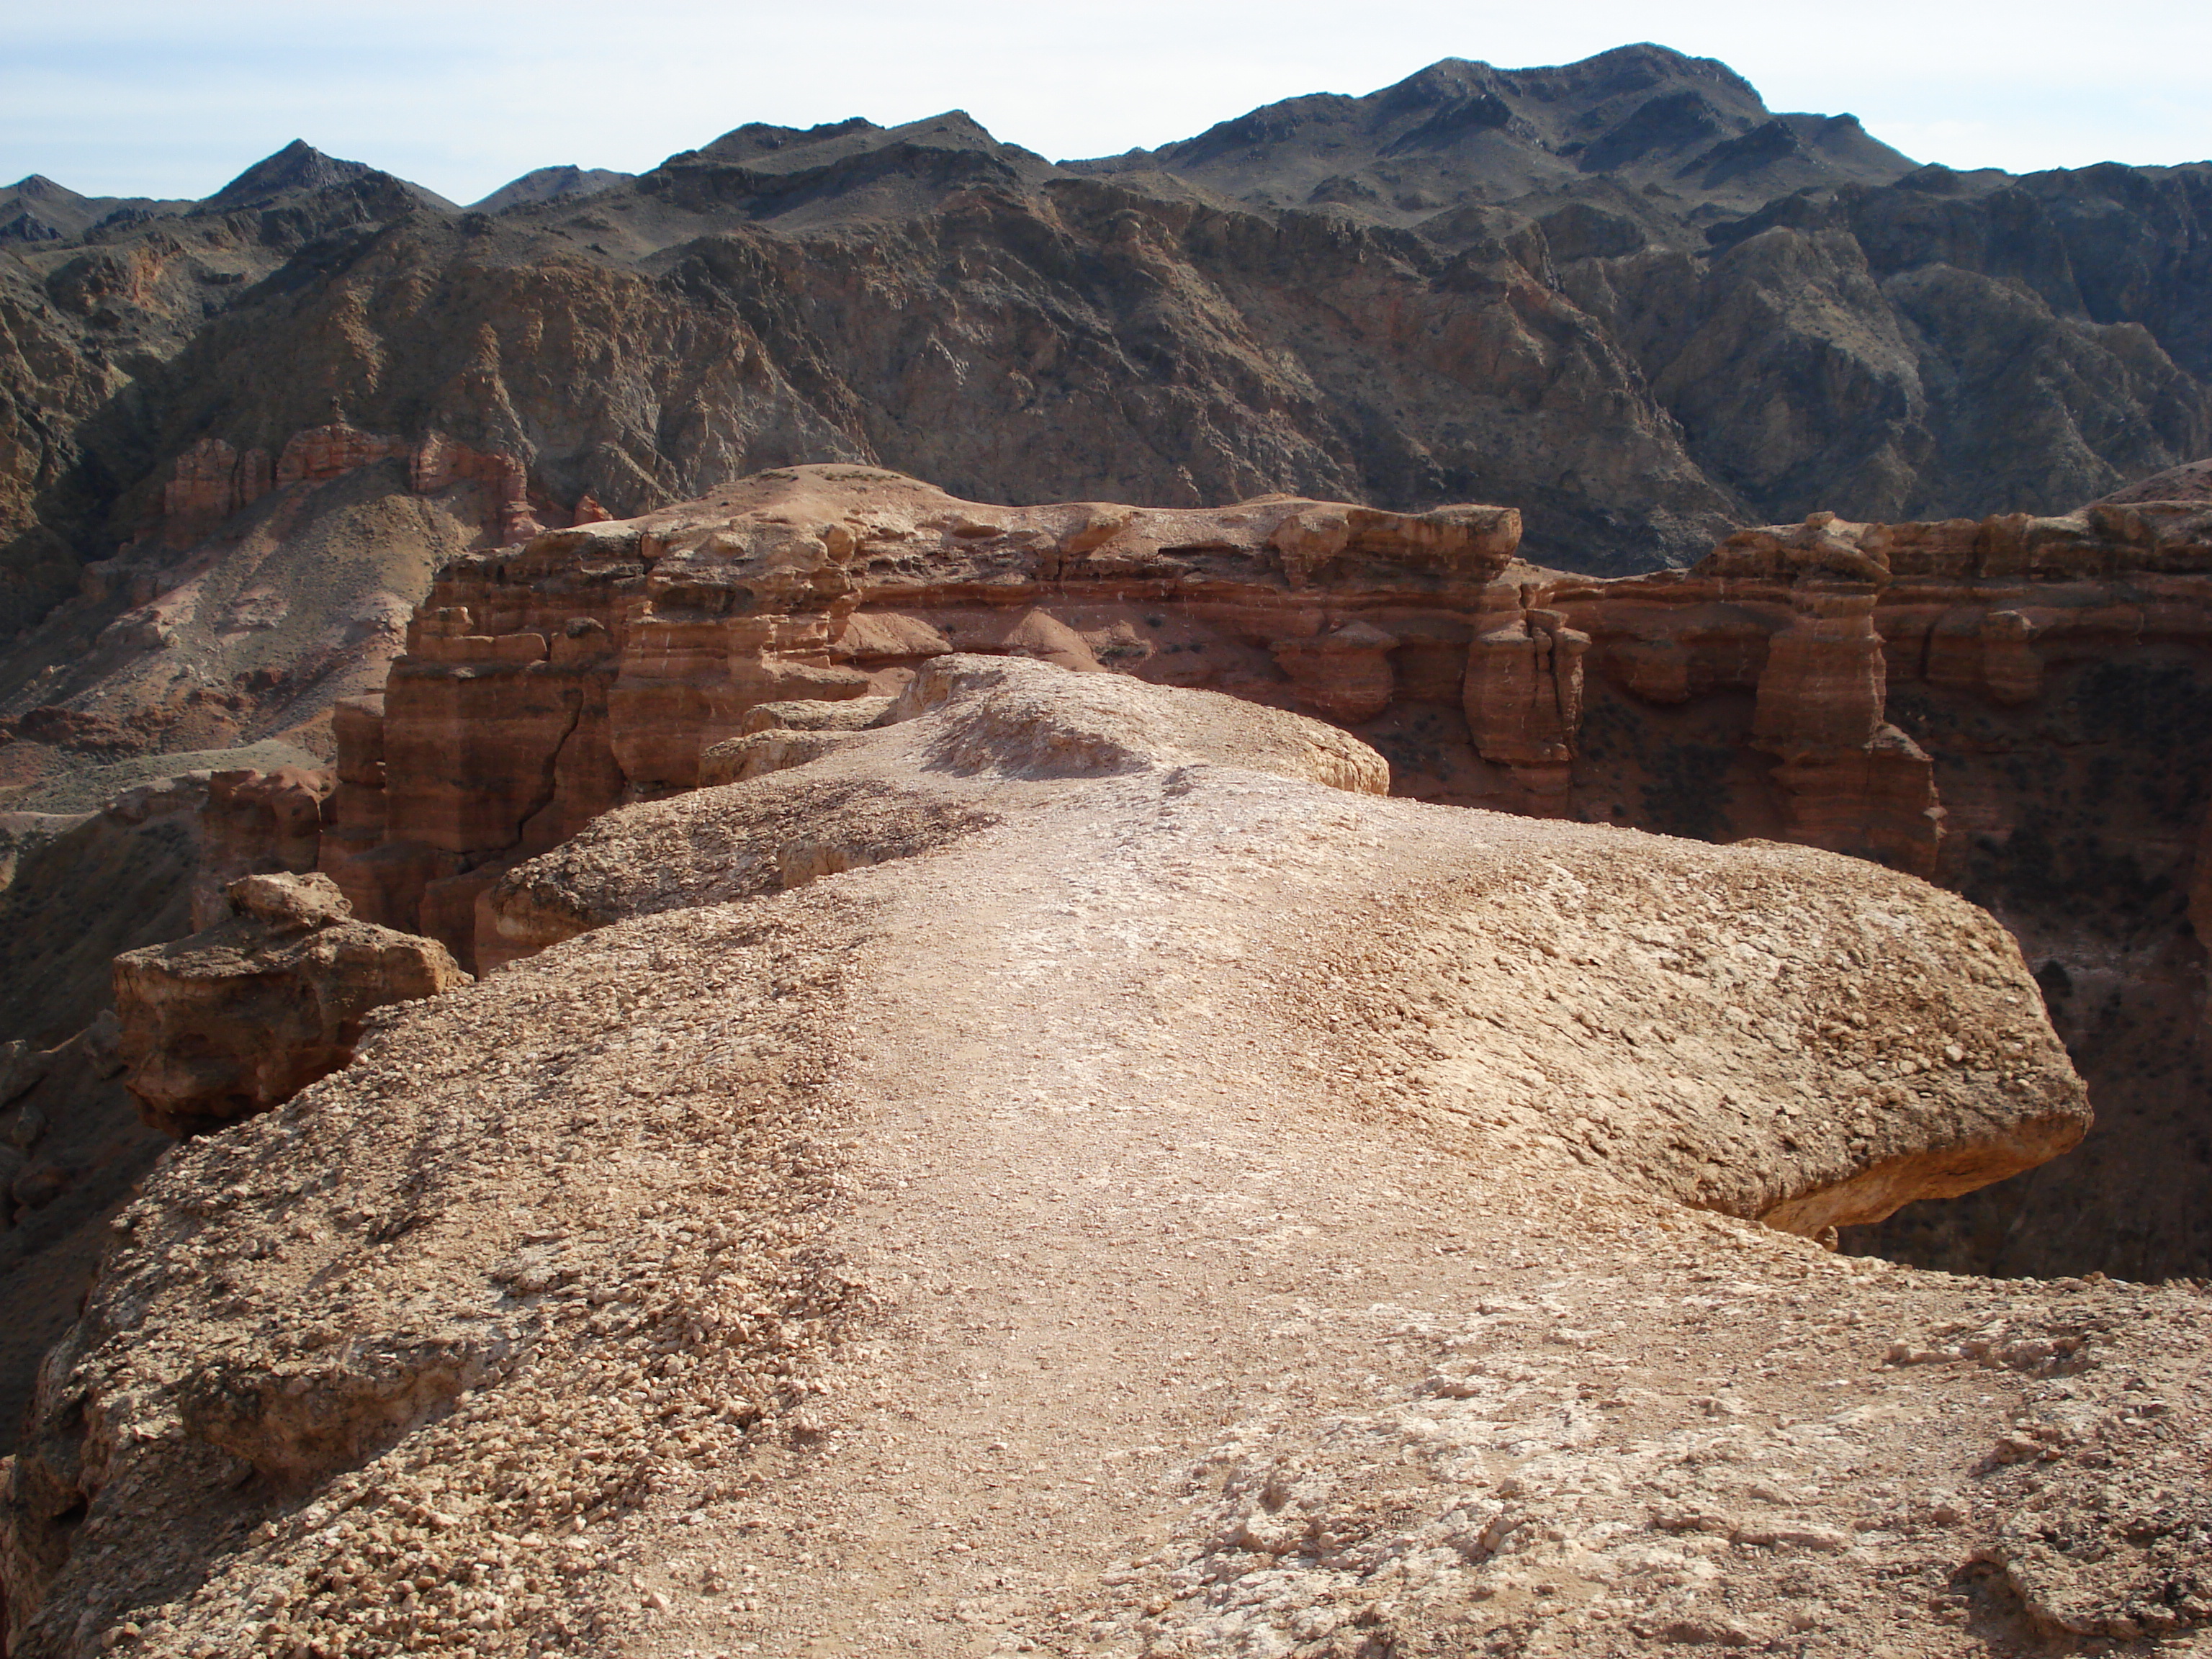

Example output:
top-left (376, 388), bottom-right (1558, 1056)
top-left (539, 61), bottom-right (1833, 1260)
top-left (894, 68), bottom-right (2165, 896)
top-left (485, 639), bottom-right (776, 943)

top-left (1067, 44), bottom-right (1917, 229)
top-left (469, 164), bottom-right (631, 214)
top-left (1, 48), bottom-right (2208, 655)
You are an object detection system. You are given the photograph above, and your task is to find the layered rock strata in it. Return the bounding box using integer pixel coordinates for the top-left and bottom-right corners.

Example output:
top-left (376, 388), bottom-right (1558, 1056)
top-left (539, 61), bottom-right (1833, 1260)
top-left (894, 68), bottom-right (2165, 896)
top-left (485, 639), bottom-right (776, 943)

top-left (153, 426), bottom-right (562, 554)
top-left (321, 464), bottom-right (2212, 948)
top-left (308, 464), bottom-right (2212, 1280)
top-left (10, 655), bottom-right (2199, 1659)
top-left (113, 872), bottom-right (469, 1136)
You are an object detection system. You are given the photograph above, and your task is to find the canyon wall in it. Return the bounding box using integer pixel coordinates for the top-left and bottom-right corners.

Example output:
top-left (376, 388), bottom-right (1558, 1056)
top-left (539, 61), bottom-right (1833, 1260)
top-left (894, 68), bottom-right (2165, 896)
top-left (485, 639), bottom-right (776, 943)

top-left (315, 464), bottom-right (2212, 1277)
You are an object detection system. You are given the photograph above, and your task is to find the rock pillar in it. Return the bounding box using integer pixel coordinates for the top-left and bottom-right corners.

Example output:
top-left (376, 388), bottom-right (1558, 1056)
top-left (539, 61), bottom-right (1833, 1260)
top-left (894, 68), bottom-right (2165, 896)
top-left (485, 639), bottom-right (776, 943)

top-left (1463, 585), bottom-right (1590, 811)
top-left (1752, 582), bottom-right (1943, 875)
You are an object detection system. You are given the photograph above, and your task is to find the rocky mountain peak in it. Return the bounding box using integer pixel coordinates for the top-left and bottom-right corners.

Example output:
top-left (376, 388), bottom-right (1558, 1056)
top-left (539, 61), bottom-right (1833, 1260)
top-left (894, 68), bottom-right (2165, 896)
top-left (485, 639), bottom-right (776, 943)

top-left (5, 174), bottom-right (79, 202)
top-left (467, 163), bottom-right (631, 214)
top-left (1069, 43), bottom-right (1915, 226)
top-left (692, 109), bottom-right (1043, 173)
top-left (198, 139), bottom-right (379, 211)
top-left (642, 107), bottom-right (1059, 224)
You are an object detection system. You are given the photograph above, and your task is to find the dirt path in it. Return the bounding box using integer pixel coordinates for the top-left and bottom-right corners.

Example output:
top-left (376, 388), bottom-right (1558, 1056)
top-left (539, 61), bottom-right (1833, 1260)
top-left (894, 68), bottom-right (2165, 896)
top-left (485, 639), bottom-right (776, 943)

top-left (617, 773), bottom-right (2206, 1658)
top-left (12, 662), bottom-right (2201, 1659)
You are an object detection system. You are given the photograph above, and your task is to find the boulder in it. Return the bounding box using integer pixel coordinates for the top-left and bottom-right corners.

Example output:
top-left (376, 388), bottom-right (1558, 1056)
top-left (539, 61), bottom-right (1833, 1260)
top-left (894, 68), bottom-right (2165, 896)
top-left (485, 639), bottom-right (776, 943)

top-left (113, 872), bottom-right (470, 1135)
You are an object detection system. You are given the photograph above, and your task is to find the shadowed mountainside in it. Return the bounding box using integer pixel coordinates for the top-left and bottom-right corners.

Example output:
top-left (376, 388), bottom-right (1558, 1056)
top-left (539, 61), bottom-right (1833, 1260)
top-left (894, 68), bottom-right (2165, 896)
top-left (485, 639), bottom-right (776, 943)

top-left (3, 42), bottom-right (2209, 661)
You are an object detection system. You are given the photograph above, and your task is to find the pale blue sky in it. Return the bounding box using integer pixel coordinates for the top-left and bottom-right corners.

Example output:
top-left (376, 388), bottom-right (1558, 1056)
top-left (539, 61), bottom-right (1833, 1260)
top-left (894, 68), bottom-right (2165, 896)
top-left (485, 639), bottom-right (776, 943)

top-left (6, 0), bottom-right (2209, 203)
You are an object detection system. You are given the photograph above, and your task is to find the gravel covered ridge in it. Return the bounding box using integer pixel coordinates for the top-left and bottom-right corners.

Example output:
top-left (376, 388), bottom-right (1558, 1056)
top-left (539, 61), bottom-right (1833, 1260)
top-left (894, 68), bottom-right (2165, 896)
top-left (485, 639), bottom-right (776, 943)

top-left (1, 657), bottom-right (2200, 1659)
top-left (4, 891), bottom-right (878, 1656)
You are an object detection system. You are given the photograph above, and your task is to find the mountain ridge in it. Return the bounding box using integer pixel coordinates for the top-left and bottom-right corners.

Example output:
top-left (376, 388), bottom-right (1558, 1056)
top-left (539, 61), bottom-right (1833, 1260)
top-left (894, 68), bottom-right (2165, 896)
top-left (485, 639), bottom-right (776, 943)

top-left (1, 45), bottom-right (2208, 642)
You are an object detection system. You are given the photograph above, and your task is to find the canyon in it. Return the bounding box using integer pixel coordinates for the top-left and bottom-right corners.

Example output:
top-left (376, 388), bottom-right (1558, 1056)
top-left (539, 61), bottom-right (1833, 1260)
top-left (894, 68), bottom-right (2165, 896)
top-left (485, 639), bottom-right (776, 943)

top-left (4, 454), bottom-right (2211, 1489)
top-left (9, 652), bottom-right (2208, 1659)
top-left (1, 38), bottom-right (2211, 1657)
top-left (288, 462), bottom-right (2212, 1283)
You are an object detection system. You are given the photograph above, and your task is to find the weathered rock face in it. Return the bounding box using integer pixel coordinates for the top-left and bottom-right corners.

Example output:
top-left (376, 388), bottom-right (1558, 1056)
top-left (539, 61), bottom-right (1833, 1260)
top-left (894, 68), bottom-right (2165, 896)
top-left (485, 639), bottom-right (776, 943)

top-left (3, 655), bottom-right (2167, 1659)
top-left (319, 464), bottom-right (2212, 1278)
top-left (113, 871), bottom-right (469, 1136)
top-left (315, 469), bottom-right (1511, 966)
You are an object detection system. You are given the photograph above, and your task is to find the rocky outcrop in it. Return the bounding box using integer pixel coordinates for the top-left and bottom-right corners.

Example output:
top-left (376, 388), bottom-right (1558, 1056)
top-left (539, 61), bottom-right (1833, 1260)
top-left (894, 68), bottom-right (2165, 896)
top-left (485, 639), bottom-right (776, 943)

top-left (307, 464), bottom-right (2212, 1280)
top-left (4, 654), bottom-right (2166, 1659)
top-left (1462, 588), bottom-right (1591, 809)
top-left (113, 872), bottom-right (468, 1136)
top-left (316, 470), bottom-right (1503, 967)
top-left (192, 767), bottom-right (331, 925)
top-left (0, 765), bottom-right (336, 1455)
top-left (320, 465), bottom-right (2212, 947)
top-left (151, 424), bottom-right (552, 552)
top-left (158, 438), bottom-right (271, 549)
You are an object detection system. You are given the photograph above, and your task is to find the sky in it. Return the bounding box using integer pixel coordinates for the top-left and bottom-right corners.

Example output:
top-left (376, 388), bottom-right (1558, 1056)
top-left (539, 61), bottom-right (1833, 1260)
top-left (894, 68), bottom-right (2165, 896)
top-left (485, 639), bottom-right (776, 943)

top-left (6, 0), bottom-right (2211, 205)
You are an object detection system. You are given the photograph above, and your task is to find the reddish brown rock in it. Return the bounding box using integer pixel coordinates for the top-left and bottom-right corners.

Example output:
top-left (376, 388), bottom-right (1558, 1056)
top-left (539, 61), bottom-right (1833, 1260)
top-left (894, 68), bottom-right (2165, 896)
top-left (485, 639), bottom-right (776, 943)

top-left (409, 433), bottom-right (539, 543)
top-left (151, 423), bottom-right (547, 551)
top-left (1462, 585), bottom-right (1591, 810)
top-left (1745, 580), bottom-right (1941, 875)
top-left (193, 766), bottom-right (333, 926)
top-left (326, 469), bottom-right (1529, 952)
top-left (158, 437), bottom-right (271, 548)
top-left (311, 465), bottom-right (2212, 1277)
top-left (273, 424), bottom-right (407, 489)
top-left (328, 467), bottom-right (2212, 967)
top-left (1274, 621), bottom-right (1399, 723)
top-left (113, 872), bottom-right (469, 1136)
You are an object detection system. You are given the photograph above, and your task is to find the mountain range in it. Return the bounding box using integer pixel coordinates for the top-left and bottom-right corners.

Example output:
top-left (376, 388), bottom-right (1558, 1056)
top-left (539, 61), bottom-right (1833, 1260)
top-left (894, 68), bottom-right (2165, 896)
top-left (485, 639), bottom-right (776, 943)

top-left (1, 45), bottom-right (2206, 627)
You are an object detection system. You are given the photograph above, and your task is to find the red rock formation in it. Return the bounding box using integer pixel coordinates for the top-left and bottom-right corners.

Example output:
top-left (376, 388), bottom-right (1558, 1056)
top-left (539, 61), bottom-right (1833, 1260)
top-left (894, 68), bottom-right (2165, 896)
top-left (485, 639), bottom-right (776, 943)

top-left (158, 437), bottom-right (272, 547)
top-left (410, 432), bottom-right (541, 543)
top-left (153, 424), bottom-right (547, 551)
top-left (113, 871), bottom-right (469, 1136)
top-left (1745, 580), bottom-right (1941, 874)
top-left (1462, 585), bottom-right (1591, 812)
top-left (273, 423), bottom-right (405, 487)
top-left (323, 469), bottom-right (2212, 972)
top-left (1274, 621), bottom-right (1398, 723)
top-left (193, 766), bottom-right (333, 925)
top-left (310, 466), bottom-right (2212, 1280)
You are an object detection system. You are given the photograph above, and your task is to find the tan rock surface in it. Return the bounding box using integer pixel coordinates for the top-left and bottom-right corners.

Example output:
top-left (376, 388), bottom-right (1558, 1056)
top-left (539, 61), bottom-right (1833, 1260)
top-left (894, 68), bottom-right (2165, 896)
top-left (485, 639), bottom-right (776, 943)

top-left (307, 466), bottom-right (2212, 1278)
top-left (9, 659), bottom-right (2190, 1659)
top-left (113, 872), bottom-right (471, 1136)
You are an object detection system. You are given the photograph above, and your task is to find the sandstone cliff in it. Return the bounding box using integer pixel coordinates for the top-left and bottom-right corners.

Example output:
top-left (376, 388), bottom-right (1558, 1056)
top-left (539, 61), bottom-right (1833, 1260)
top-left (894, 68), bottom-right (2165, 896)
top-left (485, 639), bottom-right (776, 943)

top-left (114, 871), bottom-right (469, 1136)
top-left (271, 463), bottom-right (2210, 1280)
top-left (13, 655), bottom-right (2198, 1659)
